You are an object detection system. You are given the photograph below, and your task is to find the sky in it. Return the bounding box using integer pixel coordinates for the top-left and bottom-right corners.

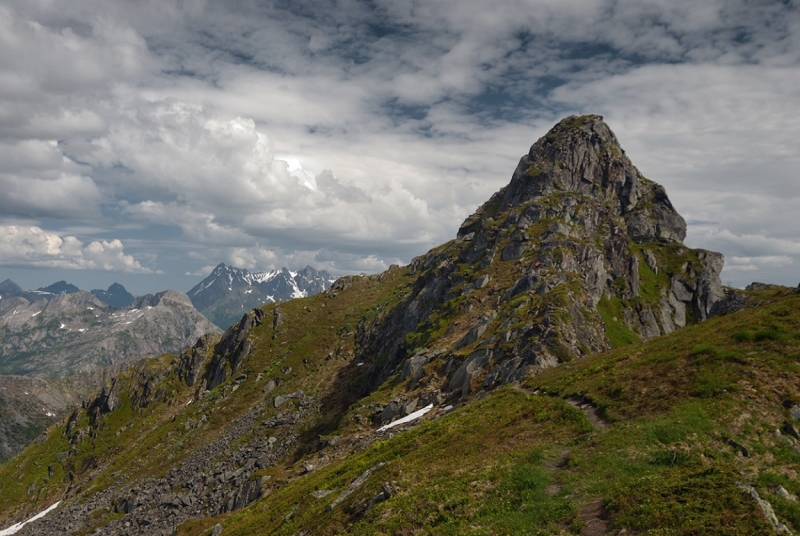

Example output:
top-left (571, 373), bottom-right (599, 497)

top-left (1, 0), bottom-right (799, 296)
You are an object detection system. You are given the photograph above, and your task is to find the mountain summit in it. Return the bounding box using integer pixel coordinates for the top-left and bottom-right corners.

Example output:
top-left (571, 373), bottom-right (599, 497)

top-left (461, 114), bottom-right (687, 243)
top-left (382, 114), bottom-right (726, 391)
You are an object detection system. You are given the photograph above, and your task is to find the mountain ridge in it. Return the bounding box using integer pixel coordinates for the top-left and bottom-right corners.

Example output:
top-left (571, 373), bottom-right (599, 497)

top-left (0, 279), bottom-right (136, 308)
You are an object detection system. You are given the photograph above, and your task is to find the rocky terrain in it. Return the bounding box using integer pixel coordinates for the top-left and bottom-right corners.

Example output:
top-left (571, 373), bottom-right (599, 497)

top-left (0, 362), bottom-right (147, 462)
top-left (0, 289), bottom-right (221, 378)
top-left (188, 264), bottom-right (335, 329)
top-left (0, 116), bottom-right (797, 536)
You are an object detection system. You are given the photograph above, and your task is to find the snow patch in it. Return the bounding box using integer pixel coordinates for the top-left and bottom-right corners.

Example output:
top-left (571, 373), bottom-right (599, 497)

top-left (31, 311), bottom-right (41, 317)
top-left (87, 307), bottom-right (94, 310)
top-left (0, 501), bottom-right (61, 535)
top-left (59, 323), bottom-right (66, 329)
top-left (377, 404), bottom-right (434, 432)
top-left (78, 328), bottom-right (86, 333)
top-left (45, 411), bottom-right (55, 417)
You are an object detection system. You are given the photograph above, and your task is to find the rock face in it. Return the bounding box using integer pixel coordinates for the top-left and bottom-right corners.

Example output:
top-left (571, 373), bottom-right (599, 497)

top-left (356, 115), bottom-right (725, 400)
top-left (0, 289), bottom-right (221, 378)
top-left (188, 263), bottom-right (336, 329)
top-left (0, 279), bottom-right (23, 299)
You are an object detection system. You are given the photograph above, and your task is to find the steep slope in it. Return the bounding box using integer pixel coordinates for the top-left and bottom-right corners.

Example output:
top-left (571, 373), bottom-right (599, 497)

top-left (0, 362), bottom-right (148, 462)
top-left (3, 115), bottom-right (790, 536)
top-left (0, 376), bottom-right (84, 463)
top-left (0, 290), bottom-right (221, 377)
top-left (188, 263), bottom-right (335, 329)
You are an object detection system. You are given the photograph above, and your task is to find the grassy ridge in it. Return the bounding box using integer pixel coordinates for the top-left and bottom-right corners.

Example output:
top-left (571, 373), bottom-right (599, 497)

top-left (1, 272), bottom-right (798, 534)
top-left (183, 288), bottom-right (800, 535)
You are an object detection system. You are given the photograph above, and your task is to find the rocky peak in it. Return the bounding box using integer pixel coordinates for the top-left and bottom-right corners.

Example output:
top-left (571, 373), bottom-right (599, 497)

top-left (460, 115), bottom-right (686, 244)
top-left (91, 283), bottom-right (135, 308)
top-left (46, 290), bottom-right (105, 313)
top-left (38, 280), bottom-right (81, 295)
top-left (0, 279), bottom-right (22, 298)
top-left (132, 290), bottom-right (194, 309)
top-left (390, 115), bottom-right (727, 396)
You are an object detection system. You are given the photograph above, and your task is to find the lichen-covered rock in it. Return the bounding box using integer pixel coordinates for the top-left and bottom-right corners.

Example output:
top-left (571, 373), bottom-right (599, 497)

top-left (375, 115), bottom-right (726, 398)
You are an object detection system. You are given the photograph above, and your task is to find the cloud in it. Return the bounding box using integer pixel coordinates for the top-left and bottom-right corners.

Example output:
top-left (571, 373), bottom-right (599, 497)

top-left (0, 140), bottom-right (102, 219)
top-left (726, 256), bottom-right (795, 272)
top-left (228, 247), bottom-right (279, 271)
top-left (0, 226), bottom-right (155, 273)
top-left (692, 229), bottom-right (800, 258)
top-left (0, 4), bottom-right (148, 141)
top-left (185, 265), bottom-right (216, 277)
top-left (74, 98), bottom-right (448, 260)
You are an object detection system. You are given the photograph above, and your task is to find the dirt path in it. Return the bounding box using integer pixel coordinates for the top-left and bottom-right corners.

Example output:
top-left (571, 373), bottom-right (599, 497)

top-left (514, 386), bottom-right (615, 534)
top-left (566, 397), bottom-right (609, 430)
top-left (577, 500), bottom-right (612, 536)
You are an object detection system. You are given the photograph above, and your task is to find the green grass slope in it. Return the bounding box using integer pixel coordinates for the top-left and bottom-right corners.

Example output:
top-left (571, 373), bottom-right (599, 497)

top-left (0, 268), bottom-right (796, 535)
top-left (180, 286), bottom-right (800, 535)
top-left (0, 268), bottom-right (418, 532)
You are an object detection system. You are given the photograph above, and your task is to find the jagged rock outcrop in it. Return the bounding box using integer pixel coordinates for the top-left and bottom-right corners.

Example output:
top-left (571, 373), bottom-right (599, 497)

top-left (203, 308), bottom-right (267, 390)
top-left (353, 115), bottom-right (725, 400)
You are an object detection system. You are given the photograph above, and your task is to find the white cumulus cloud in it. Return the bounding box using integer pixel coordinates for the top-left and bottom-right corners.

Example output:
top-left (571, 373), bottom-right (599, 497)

top-left (0, 226), bottom-right (155, 273)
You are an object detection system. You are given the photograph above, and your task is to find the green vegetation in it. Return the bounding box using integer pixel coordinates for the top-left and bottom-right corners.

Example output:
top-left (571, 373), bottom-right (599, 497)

top-left (596, 294), bottom-right (641, 348)
top-left (174, 286), bottom-right (800, 535)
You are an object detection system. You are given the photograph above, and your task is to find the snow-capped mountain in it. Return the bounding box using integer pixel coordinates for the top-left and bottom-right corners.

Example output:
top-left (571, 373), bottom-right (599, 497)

top-left (187, 263), bottom-right (336, 329)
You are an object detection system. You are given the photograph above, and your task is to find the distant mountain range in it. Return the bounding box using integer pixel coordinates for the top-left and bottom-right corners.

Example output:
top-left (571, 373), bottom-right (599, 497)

top-left (0, 288), bottom-right (221, 378)
top-left (0, 265), bottom-right (334, 459)
top-left (0, 265), bottom-right (336, 378)
top-left (1, 263), bottom-right (337, 331)
top-left (0, 279), bottom-right (136, 307)
top-left (187, 263), bottom-right (336, 328)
